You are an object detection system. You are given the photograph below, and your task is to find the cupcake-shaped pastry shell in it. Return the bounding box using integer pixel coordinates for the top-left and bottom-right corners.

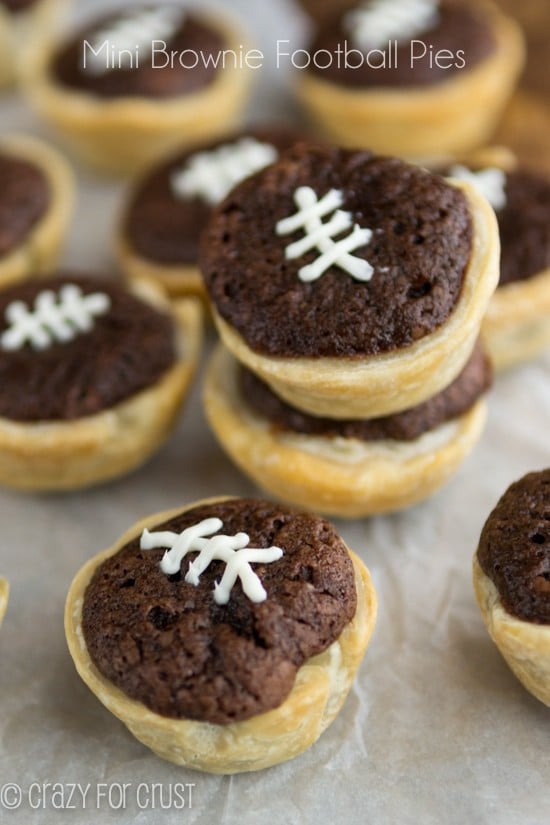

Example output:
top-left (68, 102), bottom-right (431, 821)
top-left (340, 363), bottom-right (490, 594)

top-left (204, 343), bottom-right (491, 517)
top-left (0, 577), bottom-right (8, 628)
top-left (473, 469), bottom-right (550, 706)
top-left (65, 497), bottom-right (377, 773)
top-left (200, 143), bottom-right (499, 419)
top-left (0, 274), bottom-right (202, 490)
top-left (295, 0), bottom-right (524, 160)
top-left (0, 0), bottom-right (70, 88)
top-left (23, 4), bottom-right (253, 175)
top-left (0, 134), bottom-right (74, 290)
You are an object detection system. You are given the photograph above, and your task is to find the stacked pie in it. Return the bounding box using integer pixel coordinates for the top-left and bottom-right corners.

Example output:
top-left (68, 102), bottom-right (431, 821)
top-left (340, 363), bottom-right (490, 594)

top-left (201, 142), bottom-right (499, 517)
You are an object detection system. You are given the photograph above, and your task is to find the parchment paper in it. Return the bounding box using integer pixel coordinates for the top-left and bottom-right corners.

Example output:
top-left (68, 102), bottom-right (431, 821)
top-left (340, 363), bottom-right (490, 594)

top-left (0, 1), bottom-right (548, 823)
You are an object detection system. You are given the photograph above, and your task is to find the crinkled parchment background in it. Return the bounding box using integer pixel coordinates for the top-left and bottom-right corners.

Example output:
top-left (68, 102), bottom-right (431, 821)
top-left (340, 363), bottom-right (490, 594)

top-left (0, 1), bottom-right (548, 823)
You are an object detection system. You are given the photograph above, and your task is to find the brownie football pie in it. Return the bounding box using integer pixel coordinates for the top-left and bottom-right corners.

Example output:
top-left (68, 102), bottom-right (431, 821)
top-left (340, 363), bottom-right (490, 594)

top-left (0, 577), bottom-right (8, 629)
top-left (0, 0), bottom-right (69, 88)
top-left (24, 3), bottom-right (252, 174)
top-left (200, 142), bottom-right (499, 419)
top-left (204, 342), bottom-right (492, 517)
top-left (118, 127), bottom-right (306, 298)
top-left (0, 134), bottom-right (74, 290)
top-left (0, 274), bottom-right (202, 490)
top-left (295, 0), bottom-right (524, 159)
top-left (439, 151), bottom-right (550, 370)
top-left (65, 497), bottom-right (378, 773)
top-left (473, 469), bottom-right (550, 707)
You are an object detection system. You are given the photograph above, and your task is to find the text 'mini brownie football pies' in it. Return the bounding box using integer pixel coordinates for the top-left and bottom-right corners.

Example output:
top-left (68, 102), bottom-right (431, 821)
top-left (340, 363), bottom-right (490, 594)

top-left (473, 469), bottom-right (550, 706)
top-left (117, 127), bottom-right (307, 298)
top-left (0, 134), bottom-right (74, 290)
top-left (23, 3), bottom-right (253, 174)
top-left (295, 0), bottom-right (524, 160)
top-left (65, 497), bottom-right (377, 773)
top-left (200, 142), bottom-right (499, 420)
top-left (0, 274), bottom-right (202, 490)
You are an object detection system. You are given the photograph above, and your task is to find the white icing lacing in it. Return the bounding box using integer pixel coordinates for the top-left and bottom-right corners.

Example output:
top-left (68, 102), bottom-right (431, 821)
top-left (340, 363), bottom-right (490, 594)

top-left (0, 285), bottom-right (111, 352)
top-left (85, 6), bottom-right (186, 75)
top-left (140, 518), bottom-right (284, 605)
top-left (171, 138), bottom-right (279, 205)
top-left (345, 0), bottom-right (440, 51)
top-left (448, 165), bottom-right (507, 211)
top-left (276, 186), bottom-right (374, 282)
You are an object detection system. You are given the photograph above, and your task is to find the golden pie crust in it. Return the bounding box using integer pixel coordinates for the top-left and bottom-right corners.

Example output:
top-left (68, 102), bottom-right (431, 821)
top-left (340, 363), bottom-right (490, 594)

top-left (211, 180), bottom-right (499, 419)
top-left (295, 3), bottom-right (524, 162)
top-left (23, 12), bottom-right (253, 175)
top-left (0, 280), bottom-right (202, 491)
top-left (0, 577), bottom-right (8, 629)
top-left (473, 554), bottom-right (550, 707)
top-left (0, 134), bottom-right (74, 290)
top-left (0, 0), bottom-right (69, 88)
top-left (204, 345), bottom-right (487, 518)
top-left (65, 497), bottom-right (378, 774)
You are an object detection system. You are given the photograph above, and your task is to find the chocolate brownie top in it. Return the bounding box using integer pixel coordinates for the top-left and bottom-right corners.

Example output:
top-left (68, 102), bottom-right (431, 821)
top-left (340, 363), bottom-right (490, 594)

top-left (308, 0), bottom-right (496, 88)
top-left (124, 127), bottom-right (308, 266)
top-left (0, 0), bottom-right (38, 12)
top-left (498, 170), bottom-right (550, 285)
top-left (477, 469), bottom-right (550, 624)
top-left (241, 340), bottom-right (491, 441)
top-left (0, 275), bottom-right (176, 422)
top-left (201, 143), bottom-right (472, 358)
top-left (0, 153), bottom-right (50, 258)
top-left (52, 7), bottom-right (224, 99)
top-left (82, 498), bottom-right (358, 724)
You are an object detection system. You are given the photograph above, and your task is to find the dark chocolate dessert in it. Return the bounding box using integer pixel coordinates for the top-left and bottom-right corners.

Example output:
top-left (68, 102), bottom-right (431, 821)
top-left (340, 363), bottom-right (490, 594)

top-left (1, 0), bottom-right (39, 12)
top-left (124, 127), bottom-right (307, 266)
top-left (0, 275), bottom-right (176, 421)
top-left (82, 498), bottom-right (357, 724)
top-left (496, 170), bottom-right (550, 285)
top-left (477, 469), bottom-right (550, 624)
top-left (241, 341), bottom-right (492, 441)
top-left (201, 143), bottom-right (473, 358)
top-left (0, 153), bottom-right (50, 258)
top-left (52, 5), bottom-right (225, 99)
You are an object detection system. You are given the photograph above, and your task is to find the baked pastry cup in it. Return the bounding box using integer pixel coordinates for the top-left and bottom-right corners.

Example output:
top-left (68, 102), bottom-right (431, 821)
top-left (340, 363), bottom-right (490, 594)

top-left (202, 143), bottom-right (500, 420)
top-left (296, 1), bottom-right (524, 161)
top-left (473, 469), bottom-right (550, 706)
top-left (117, 127), bottom-right (306, 299)
top-left (0, 577), bottom-right (8, 629)
top-left (23, 6), bottom-right (253, 175)
top-left (0, 134), bottom-right (74, 290)
top-left (204, 344), bottom-right (489, 517)
top-left (0, 276), bottom-right (202, 491)
top-left (437, 148), bottom-right (550, 370)
top-left (65, 497), bottom-right (377, 774)
top-left (0, 0), bottom-right (69, 88)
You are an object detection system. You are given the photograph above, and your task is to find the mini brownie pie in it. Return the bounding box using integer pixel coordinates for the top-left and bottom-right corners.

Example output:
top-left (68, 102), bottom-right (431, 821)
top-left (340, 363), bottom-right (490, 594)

top-left (0, 134), bottom-right (74, 290)
top-left (0, 577), bottom-right (8, 628)
top-left (0, 274), bottom-right (202, 490)
top-left (0, 0), bottom-right (69, 88)
top-left (439, 153), bottom-right (550, 369)
top-left (118, 127), bottom-right (306, 298)
top-left (24, 4), bottom-right (252, 174)
top-left (295, 0), bottom-right (524, 159)
top-left (200, 142), bottom-right (499, 419)
top-left (473, 469), bottom-right (550, 706)
top-left (65, 497), bottom-right (377, 773)
top-left (204, 342), bottom-right (492, 517)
